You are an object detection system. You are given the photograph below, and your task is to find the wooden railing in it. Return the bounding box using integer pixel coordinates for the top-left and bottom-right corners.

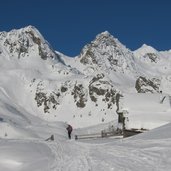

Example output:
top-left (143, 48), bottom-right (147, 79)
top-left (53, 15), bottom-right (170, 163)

top-left (75, 130), bottom-right (123, 140)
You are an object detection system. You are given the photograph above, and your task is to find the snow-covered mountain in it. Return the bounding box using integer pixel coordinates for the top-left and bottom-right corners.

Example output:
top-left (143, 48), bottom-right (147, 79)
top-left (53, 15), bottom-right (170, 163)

top-left (1, 26), bottom-right (171, 171)
top-left (0, 25), bottom-right (171, 129)
top-left (73, 31), bottom-right (136, 74)
top-left (0, 25), bottom-right (60, 60)
top-left (0, 26), bottom-right (121, 128)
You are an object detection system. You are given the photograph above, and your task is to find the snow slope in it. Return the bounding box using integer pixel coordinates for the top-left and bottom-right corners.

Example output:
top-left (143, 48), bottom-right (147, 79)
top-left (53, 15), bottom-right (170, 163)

top-left (1, 26), bottom-right (171, 129)
top-left (0, 26), bottom-right (171, 170)
top-left (122, 93), bottom-right (171, 129)
top-left (0, 81), bottom-right (171, 170)
top-left (1, 115), bottom-right (171, 171)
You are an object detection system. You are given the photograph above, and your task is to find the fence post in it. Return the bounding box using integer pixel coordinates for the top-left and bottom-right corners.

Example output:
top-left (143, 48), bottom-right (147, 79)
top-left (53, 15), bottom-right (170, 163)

top-left (75, 135), bottom-right (78, 140)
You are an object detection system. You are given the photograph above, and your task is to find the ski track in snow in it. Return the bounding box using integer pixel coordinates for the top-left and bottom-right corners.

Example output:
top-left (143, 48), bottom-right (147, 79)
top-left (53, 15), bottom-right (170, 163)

top-left (42, 137), bottom-right (171, 171)
top-left (1, 129), bottom-right (171, 171)
top-left (48, 140), bottom-right (92, 171)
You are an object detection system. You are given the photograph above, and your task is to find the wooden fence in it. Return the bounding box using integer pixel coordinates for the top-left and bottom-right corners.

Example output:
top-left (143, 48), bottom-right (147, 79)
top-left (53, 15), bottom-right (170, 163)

top-left (75, 130), bottom-right (123, 140)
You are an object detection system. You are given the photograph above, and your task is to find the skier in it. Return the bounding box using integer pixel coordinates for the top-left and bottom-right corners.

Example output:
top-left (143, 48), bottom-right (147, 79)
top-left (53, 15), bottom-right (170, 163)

top-left (66, 124), bottom-right (73, 139)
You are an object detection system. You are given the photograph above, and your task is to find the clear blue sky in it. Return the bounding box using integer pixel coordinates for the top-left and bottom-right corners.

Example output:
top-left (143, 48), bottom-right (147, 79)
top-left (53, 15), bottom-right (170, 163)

top-left (0, 0), bottom-right (171, 56)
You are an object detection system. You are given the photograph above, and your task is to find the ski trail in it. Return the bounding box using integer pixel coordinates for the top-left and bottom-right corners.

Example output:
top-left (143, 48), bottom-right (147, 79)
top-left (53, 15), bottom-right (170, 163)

top-left (47, 140), bottom-right (92, 171)
top-left (47, 140), bottom-right (65, 171)
top-left (1, 137), bottom-right (171, 171)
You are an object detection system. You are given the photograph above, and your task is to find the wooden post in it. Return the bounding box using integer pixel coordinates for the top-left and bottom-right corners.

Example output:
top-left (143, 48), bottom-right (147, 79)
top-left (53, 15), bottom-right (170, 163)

top-left (75, 135), bottom-right (78, 140)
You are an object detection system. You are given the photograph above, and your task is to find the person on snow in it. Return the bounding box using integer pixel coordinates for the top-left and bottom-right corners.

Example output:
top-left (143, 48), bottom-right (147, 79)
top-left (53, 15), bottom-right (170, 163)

top-left (66, 124), bottom-right (73, 139)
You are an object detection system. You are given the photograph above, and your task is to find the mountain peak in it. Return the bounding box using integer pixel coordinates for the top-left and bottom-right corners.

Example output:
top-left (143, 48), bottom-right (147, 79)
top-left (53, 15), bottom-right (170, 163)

top-left (94, 31), bottom-right (114, 42)
top-left (3, 25), bottom-right (42, 40)
top-left (0, 25), bottom-right (60, 61)
top-left (78, 30), bottom-right (136, 74)
top-left (141, 44), bottom-right (156, 50)
top-left (22, 25), bottom-right (45, 44)
top-left (24, 25), bottom-right (37, 30)
top-left (99, 30), bottom-right (111, 36)
top-left (134, 44), bottom-right (157, 58)
top-left (22, 25), bottom-right (37, 32)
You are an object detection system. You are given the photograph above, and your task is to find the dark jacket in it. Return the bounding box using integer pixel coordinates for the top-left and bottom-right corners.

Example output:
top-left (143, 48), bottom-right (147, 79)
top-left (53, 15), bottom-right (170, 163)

top-left (66, 125), bottom-right (73, 133)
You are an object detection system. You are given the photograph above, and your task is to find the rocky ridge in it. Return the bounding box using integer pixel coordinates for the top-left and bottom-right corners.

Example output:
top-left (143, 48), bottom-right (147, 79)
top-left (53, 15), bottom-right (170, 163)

top-left (0, 26), bottom-right (171, 127)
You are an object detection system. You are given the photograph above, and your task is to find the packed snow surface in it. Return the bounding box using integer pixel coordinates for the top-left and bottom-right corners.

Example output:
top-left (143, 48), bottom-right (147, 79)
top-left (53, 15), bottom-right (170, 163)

top-left (1, 121), bottom-right (171, 171)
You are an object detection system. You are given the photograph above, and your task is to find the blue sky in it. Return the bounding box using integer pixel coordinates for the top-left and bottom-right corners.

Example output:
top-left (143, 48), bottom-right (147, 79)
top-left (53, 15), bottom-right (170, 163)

top-left (0, 0), bottom-right (171, 56)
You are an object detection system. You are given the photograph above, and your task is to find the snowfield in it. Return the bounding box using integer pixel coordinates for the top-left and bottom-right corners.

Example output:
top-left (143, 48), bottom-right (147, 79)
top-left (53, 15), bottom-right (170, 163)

top-left (0, 26), bottom-right (171, 170)
top-left (1, 122), bottom-right (171, 171)
top-left (0, 88), bottom-right (171, 171)
top-left (0, 82), bottom-right (171, 171)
